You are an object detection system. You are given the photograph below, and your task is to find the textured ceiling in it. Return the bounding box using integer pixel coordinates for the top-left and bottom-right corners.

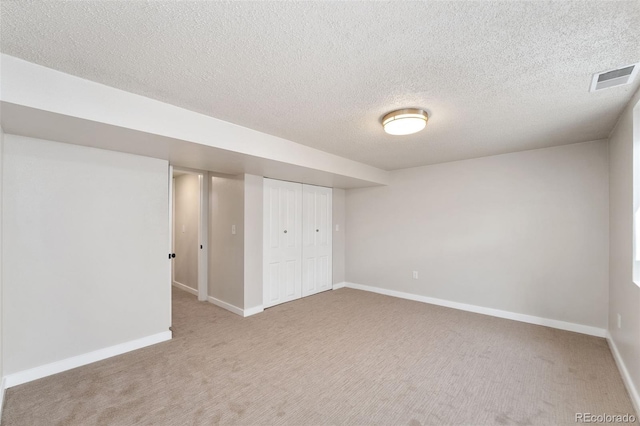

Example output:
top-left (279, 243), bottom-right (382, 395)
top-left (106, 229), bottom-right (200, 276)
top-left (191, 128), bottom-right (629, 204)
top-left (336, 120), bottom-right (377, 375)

top-left (1, 1), bottom-right (639, 170)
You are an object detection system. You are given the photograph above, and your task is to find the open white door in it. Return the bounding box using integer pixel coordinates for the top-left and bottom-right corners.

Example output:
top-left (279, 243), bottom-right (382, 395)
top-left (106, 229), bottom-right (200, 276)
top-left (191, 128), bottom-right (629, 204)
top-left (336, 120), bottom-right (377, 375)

top-left (168, 165), bottom-right (174, 324)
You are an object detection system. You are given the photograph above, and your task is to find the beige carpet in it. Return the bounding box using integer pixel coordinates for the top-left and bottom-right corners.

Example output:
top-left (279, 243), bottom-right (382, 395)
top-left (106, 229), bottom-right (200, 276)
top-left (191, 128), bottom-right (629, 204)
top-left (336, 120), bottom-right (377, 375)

top-left (2, 287), bottom-right (636, 425)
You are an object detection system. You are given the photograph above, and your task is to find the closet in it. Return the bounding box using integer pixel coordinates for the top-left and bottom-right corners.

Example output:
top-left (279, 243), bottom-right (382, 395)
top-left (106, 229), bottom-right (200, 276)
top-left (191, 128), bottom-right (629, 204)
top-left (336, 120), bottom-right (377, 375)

top-left (263, 178), bottom-right (332, 308)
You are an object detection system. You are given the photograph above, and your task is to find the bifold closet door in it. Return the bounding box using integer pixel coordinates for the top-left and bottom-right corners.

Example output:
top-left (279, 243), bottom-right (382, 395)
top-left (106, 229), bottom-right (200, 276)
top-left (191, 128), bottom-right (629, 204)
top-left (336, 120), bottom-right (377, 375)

top-left (302, 184), bottom-right (333, 297)
top-left (263, 179), bottom-right (303, 308)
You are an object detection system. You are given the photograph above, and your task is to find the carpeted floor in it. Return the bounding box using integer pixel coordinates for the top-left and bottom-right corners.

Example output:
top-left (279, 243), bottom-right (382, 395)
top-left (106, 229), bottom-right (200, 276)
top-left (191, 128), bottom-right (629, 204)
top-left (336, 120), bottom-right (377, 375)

top-left (2, 287), bottom-right (636, 425)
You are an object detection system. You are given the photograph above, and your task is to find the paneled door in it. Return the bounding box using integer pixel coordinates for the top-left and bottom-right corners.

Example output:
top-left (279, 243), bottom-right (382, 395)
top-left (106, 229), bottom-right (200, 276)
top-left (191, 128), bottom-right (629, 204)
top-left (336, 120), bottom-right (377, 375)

top-left (263, 178), bottom-right (303, 308)
top-left (302, 184), bottom-right (333, 297)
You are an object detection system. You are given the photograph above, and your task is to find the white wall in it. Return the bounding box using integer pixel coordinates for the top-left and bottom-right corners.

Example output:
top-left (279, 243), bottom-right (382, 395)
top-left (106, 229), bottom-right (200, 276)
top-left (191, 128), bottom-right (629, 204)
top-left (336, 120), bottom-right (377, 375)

top-left (2, 135), bottom-right (171, 375)
top-left (173, 173), bottom-right (199, 291)
top-left (243, 174), bottom-right (263, 311)
top-left (209, 174), bottom-right (244, 309)
top-left (346, 140), bottom-right (609, 329)
top-left (0, 127), bottom-right (4, 390)
top-left (609, 88), bottom-right (640, 410)
top-left (332, 188), bottom-right (346, 284)
top-left (1, 54), bottom-right (389, 189)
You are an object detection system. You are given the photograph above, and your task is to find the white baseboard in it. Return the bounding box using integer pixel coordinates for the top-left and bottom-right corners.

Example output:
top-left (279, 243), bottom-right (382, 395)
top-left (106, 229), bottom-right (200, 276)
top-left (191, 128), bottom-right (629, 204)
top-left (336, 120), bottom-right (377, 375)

top-left (606, 332), bottom-right (640, 416)
top-left (344, 282), bottom-right (607, 338)
top-left (243, 305), bottom-right (264, 317)
top-left (172, 280), bottom-right (198, 297)
top-left (208, 296), bottom-right (244, 316)
top-left (0, 377), bottom-right (6, 421)
top-left (332, 282), bottom-right (346, 290)
top-left (207, 296), bottom-right (263, 317)
top-left (3, 331), bottom-right (172, 389)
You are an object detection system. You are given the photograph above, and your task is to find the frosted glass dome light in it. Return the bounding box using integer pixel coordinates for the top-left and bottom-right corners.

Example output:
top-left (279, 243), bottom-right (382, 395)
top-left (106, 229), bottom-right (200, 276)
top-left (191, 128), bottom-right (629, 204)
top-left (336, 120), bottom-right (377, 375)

top-left (382, 108), bottom-right (429, 136)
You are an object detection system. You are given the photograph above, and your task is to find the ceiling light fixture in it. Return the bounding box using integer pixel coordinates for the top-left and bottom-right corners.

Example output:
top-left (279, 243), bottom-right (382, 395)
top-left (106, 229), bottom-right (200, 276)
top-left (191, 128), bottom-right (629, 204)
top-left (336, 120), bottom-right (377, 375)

top-left (382, 108), bottom-right (429, 136)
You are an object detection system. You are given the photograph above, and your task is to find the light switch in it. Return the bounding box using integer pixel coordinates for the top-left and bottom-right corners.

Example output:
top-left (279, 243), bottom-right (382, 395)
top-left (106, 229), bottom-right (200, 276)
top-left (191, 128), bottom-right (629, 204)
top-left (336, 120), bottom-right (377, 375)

top-left (335, 224), bottom-right (340, 231)
top-left (182, 224), bottom-right (186, 233)
top-left (618, 314), bottom-right (622, 329)
top-left (232, 225), bottom-right (236, 235)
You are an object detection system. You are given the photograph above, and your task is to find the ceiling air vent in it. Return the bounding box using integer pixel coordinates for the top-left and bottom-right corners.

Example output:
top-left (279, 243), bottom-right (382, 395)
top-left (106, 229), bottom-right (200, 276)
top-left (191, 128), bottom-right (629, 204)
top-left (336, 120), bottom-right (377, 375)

top-left (590, 63), bottom-right (639, 92)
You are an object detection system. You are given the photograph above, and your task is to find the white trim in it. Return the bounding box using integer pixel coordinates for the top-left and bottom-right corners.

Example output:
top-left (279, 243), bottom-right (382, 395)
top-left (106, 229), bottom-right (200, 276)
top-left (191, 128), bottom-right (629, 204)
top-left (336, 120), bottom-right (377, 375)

top-left (173, 165), bottom-right (209, 176)
top-left (606, 332), bottom-right (640, 416)
top-left (198, 172), bottom-right (209, 302)
top-left (172, 280), bottom-right (198, 297)
top-left (332, 282), bottom-right (346, 290)
top-left (0, 377), bottom-right (6, 420)
top-left (208, 296), bottom-right (244, 316)
top-left (4, 331), bottom-right (172, 388)
top-left (207, 296), bottom-right (263, 317)
top-left (344, 282), bottom-right (607, 338)
top-left (243, 305), bottom-right (264, 317)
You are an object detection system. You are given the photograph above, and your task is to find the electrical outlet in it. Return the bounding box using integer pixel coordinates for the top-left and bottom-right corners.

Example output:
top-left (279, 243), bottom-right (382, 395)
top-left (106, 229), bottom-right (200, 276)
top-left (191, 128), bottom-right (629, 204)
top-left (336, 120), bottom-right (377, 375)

top-left (618, 314), bottom-right (622, 329)
top-left (231, 225), bottom-right (236, 235)
top-left (412, 271), bottom-right (418, 279)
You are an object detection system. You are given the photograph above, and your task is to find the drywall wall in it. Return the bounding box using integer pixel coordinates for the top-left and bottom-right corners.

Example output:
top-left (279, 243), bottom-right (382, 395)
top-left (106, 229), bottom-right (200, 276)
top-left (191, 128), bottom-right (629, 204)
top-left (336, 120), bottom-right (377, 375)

top-left (2, 135), bottom-right (171, 375)
top-left (0, 127), bottom-right (4, 388)
top-left (1, 54), bottom-right (389, 188)
top-left (332, 188), bottom-right (346, 284)
top-left (209, 174), bottom-right (244, 309)
top-left (243, 174), bottom-right (263, 311)
top-left (173, 173), bottom-right (199, 291)
top-left (346, 140), bottom-right (609, 329)
top-left (609, 88), bottom-right (640, 410)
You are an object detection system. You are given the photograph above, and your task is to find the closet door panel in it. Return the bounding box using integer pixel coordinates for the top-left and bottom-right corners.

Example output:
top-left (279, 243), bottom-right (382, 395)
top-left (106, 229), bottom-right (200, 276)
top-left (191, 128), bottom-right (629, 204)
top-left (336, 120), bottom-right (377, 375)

top-left (263, 179), bottom-right (302, 308)
top-left (302, 184), bottom-right (333, 297)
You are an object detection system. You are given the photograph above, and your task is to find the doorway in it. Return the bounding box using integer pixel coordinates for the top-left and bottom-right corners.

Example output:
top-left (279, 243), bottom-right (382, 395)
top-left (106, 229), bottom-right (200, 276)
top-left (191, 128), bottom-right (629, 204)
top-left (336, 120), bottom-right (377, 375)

top-left (170, 166), bottom-right (208, 302)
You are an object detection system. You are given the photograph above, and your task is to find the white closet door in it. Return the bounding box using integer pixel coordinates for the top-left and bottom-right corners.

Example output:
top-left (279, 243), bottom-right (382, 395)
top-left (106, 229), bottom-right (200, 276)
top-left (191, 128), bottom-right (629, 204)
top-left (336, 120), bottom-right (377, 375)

top-left (263, 178), bottom-right (303, 308)
top-left (302, 184), bottom-right (333, 297)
